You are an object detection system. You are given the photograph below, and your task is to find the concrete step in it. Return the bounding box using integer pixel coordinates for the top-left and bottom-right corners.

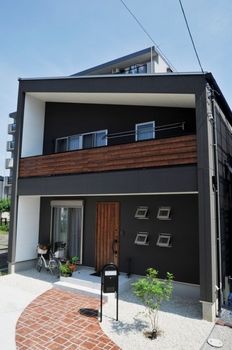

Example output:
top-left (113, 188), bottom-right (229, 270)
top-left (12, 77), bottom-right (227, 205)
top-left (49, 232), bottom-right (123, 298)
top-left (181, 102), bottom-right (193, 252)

top-left (53, 280), bottom-right (107, 300)
top-left (60, 274), bottom-right (101, 290)
top-left (54, 266), bottom-right (133, 298)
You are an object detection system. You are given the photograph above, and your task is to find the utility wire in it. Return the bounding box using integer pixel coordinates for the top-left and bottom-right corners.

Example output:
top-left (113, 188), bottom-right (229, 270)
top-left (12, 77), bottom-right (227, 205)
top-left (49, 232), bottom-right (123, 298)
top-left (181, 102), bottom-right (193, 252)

top-left (178, 0), bottom-right (204, 73)
top-left (119, 0), bottom-right (176, 71)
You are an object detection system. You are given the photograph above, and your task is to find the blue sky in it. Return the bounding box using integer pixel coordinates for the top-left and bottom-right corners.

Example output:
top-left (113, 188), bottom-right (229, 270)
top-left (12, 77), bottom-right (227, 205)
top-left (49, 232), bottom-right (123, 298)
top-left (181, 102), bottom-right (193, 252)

top-left (0, 0), bottom-right (231, 175)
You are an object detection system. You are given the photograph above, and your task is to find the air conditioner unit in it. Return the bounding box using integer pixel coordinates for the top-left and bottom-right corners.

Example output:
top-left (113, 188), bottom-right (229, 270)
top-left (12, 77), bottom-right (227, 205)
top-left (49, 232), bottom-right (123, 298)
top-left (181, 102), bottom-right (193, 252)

top-left (6, 141), bottom-right (14, 152)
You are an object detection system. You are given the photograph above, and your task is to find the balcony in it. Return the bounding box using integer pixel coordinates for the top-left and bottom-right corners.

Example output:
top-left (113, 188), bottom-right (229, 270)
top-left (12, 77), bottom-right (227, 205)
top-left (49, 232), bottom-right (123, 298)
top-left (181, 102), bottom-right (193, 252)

top-left (19, 135), bottom-right (197, 178)
top-left (5, 176), bottom-right (12, 186)
top-left (6, 140), bottom-right (15, 152)
top-left (5, 158), bottom-right (13, 169)
top-left (9, 112), bottom-right (16, 119)
top-left (8, 123), bottom-right (16, 134)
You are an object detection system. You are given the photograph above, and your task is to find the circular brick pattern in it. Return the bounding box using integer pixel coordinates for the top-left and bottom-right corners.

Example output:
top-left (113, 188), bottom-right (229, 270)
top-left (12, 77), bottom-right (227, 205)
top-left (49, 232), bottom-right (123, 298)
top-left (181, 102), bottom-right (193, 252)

top-left (16, 288), bottom-right (120, 350)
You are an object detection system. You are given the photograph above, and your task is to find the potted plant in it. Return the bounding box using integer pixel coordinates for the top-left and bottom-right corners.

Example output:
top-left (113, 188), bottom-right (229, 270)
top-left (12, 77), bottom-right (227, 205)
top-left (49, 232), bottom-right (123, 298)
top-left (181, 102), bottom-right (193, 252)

top-left (68, 256), bottom-right (79, 272)
top-left (70, 256), bottom-right (79, 264)
top-left (59, 263), bottom-right (72, 277)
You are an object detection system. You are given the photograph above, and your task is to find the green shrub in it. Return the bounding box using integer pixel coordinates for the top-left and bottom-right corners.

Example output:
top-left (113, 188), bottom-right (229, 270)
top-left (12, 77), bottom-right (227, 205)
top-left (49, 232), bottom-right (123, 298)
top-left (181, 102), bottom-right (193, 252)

top-left (0, 199), bottom-right (10, 213)
top-left (132, 268), bottom-right (173, 339)
top-left (59, 263), bottom-right (72, 277)
top-left (0, 224), bottom-right (9, 232)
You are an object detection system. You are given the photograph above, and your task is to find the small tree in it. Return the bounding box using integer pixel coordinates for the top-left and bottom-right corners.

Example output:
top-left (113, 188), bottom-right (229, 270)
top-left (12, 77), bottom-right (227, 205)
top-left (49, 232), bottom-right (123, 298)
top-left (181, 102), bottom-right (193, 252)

top-left (132, 268), bottom-right (173, 339)
top-left (0, 199), bottom-right (11, 219)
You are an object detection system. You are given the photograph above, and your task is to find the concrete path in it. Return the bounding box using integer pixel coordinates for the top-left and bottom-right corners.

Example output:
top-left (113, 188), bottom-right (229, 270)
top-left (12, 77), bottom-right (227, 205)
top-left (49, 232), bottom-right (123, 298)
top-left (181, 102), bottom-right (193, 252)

top-left (0, 273), bottom-right (52, 350)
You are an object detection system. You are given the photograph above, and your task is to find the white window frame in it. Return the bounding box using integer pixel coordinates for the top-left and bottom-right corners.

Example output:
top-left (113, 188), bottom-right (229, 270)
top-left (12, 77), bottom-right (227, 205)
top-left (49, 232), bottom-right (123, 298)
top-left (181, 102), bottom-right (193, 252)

top-left (135, 121), bottom-right (155, 141)
top-left (157, 206), bottom-right (171, 220)
top-left (156, 233), bottom-right (172, 247)
top-left (80, 129), bottom-right (108, 148)
top-left (55, 129), bottom-right (107, 152)
top-left (50, 200), bottom-right (84, 264)
top-left (55, 137), bottom-right (68, 152)
top-left (134, 206), bottom-right (149, 219)
top-left (134, 232), bottom-right (149, 245)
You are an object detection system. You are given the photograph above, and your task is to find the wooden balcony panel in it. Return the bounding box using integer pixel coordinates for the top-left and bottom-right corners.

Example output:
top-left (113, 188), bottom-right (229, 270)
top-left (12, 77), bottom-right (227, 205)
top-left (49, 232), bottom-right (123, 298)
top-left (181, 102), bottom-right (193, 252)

top-left (97, 157), bottom-right (197, 172)
top-left (74, 149), bottom-right (196, 169)
top-left (19, 135), bottom-right (197, 178)
top-left (108, 145), bottom-right (197, 161)
top-left (20, 150), bottom-right (197, 173)
top-left (112, 134), bottom-right (195, 150)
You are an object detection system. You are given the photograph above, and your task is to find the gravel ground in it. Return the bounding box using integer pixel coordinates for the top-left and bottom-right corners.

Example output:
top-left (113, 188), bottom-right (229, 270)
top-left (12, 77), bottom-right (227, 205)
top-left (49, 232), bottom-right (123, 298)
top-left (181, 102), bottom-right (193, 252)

top-left (100, 287), bottom-right (214, 350)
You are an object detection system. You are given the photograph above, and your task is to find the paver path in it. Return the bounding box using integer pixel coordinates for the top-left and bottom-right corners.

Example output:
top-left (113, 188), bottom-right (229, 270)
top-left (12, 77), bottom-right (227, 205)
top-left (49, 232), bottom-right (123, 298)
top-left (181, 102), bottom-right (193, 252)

top-left (16, 288), bottom-right (120, 350)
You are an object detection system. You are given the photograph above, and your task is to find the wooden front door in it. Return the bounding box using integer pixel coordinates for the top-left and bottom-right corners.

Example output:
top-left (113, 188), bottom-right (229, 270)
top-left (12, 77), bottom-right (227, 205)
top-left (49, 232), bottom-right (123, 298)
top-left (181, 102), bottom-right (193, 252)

top-left (96, 202), bottom-right (120, 272)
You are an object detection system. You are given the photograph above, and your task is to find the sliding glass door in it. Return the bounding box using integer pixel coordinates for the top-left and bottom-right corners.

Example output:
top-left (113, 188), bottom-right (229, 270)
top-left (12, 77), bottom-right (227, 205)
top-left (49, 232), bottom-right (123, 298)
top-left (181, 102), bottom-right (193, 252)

top-left (51, 201), bottom-right (83, 262)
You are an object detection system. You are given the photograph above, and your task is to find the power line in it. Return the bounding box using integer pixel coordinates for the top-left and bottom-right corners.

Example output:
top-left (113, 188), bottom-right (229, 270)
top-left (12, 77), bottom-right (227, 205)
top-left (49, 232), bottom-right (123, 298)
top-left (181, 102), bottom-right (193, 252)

top-left (178, 0), bottom-right (204, 73)
top-left (119, 0), bottom-right (176, 71)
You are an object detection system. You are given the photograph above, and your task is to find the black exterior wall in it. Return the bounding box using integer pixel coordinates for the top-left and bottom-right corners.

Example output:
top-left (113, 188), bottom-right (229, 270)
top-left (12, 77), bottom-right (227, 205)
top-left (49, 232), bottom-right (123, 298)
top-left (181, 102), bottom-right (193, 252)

top-left (39, 194), bottom-right (199, 284)
top-left (18, 165), bottom-right (197, 196)
top-left (216, 107), bottom-right (232, 282)
top-left (43, 103), bottom-right (195, 154)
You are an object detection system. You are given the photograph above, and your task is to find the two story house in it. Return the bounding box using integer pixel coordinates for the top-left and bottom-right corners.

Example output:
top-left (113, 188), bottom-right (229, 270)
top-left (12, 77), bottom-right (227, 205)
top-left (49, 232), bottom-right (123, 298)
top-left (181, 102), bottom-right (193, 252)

top-left (8, 47), bottom-right (232, 321)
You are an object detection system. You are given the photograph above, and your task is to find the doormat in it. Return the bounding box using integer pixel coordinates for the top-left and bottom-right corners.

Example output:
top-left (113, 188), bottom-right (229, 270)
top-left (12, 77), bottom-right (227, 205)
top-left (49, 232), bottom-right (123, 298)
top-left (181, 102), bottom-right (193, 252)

top-left (90, 272), bottom-right (101, 277)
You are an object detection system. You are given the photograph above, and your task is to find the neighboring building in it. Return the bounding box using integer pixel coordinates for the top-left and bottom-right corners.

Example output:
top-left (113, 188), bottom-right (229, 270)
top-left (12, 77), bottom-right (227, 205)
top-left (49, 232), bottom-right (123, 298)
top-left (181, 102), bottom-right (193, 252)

top-left (73, 46), bottom-right (173, 76)
top-left (8, 47), bottom-right (232, 321)
top-left (5, 111), bottom-right (17, 198)
top-left (0, 175), bottom-right (10, 224)
top-left (0, 176), bottom-right (3, 199)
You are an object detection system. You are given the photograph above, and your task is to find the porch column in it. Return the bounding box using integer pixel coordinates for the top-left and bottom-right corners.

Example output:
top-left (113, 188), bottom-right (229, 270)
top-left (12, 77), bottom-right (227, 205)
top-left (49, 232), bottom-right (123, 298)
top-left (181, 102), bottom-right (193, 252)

top-left (13, 196), bottom-right (41, 271)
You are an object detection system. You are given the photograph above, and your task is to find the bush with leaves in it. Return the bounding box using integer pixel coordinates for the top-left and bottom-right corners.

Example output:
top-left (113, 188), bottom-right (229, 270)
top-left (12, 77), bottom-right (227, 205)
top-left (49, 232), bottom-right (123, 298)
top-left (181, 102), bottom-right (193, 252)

top-left (132, 267), bottom-right (173, 339)
top-left (0, 223), bottom-right (9, 232)
top-left (0, 199), bottom-right (10, 218)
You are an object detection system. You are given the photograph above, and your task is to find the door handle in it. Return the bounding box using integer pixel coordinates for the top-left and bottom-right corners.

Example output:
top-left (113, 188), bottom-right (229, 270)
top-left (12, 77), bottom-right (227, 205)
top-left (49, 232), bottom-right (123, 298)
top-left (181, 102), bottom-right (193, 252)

top-left (112, 239), bottom-right (118, 255)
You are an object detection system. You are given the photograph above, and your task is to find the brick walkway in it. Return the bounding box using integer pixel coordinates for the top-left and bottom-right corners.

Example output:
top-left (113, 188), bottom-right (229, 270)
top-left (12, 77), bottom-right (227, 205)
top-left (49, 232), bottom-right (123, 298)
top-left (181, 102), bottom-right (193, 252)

top-left (16, 288), bottom-right (120, 350)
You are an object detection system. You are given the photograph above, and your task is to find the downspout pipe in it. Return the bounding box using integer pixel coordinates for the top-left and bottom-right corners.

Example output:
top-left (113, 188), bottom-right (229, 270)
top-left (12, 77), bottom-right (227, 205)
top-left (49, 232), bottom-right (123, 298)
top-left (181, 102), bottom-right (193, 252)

top-left (210, 86), bottom-right (223, 316)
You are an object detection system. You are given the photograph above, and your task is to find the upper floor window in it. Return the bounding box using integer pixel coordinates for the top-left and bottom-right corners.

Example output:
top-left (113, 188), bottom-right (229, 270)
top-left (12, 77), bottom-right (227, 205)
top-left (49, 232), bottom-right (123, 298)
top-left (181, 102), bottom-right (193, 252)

top-left (135, 121), bottom-right (155, 141)
top-left (55, 130), bottom-right (107, 153)
top-left (125, 64), bottom-right (147, 74)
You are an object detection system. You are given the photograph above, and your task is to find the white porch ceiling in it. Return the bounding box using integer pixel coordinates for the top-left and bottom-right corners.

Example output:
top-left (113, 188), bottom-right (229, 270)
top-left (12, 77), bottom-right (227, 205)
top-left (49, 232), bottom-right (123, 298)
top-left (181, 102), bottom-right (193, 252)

top-left (28, 92), bottom-right (195, 108)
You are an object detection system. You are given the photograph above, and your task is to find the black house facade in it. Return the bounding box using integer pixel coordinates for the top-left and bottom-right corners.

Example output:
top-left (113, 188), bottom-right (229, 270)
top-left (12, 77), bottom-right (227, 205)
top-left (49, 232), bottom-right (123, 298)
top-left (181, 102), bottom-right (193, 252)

top-left (8, 48), bottom-right (232, 321)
